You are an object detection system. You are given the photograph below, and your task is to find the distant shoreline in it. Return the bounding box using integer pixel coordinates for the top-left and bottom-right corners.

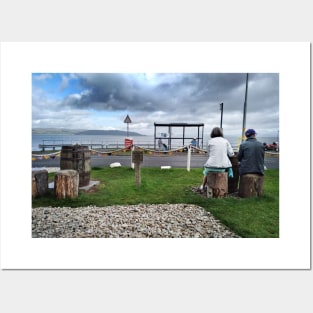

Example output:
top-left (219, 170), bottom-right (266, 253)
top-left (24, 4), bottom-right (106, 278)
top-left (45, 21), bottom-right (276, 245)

top-left (32, 128), bottom-right (146, 136)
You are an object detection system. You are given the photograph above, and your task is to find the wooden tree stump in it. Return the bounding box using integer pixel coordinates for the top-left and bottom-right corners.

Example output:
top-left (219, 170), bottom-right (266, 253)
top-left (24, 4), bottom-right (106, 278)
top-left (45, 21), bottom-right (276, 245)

top-left (238, 174), bottom-right (264, 198)
top-left (54, 170), bottom-right (79, 199)
top-left (228, 155), bottom-right (239, 194)
top-left (206, 172), bottom-right (228, 198)
top-left (32, 169), bottom-right (48, 198)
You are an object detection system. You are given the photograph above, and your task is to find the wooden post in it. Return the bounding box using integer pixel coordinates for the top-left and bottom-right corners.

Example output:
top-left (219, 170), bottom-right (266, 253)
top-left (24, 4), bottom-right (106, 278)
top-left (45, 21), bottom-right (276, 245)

top-left (32, 175), bottom-right (36, 198)
top-left (134, 163), bottom-right (141, 187)
top-left (32, 169), bottom-right (48, 198)
top-left (54, 170), bottom-right (79, 199)
top-left (238, 174), bottom-right (264, 198)
top-left (132, 150), bottom-right (143, 187)
top-left (207, 172), bottom-right (228, 198)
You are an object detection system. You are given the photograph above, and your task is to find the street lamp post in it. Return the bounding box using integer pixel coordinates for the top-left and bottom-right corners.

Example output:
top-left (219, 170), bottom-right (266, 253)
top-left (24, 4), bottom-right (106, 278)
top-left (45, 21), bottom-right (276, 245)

top-left (220, 102), bottom-right (224, 129)
top-left (241, 73), bottom-right (249, 143)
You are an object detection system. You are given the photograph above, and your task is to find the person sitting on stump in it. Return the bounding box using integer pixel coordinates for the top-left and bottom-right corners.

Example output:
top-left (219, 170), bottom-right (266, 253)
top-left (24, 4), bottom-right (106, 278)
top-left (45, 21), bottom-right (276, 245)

top-left (199, 127), bottom-right (234, 192)
top-left (238, 128), bottom-right (265, 176)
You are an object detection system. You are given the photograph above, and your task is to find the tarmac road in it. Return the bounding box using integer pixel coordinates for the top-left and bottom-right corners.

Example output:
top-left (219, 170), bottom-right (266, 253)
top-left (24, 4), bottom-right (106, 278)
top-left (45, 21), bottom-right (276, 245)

top-left (32, 152), bottom-right (279, 170)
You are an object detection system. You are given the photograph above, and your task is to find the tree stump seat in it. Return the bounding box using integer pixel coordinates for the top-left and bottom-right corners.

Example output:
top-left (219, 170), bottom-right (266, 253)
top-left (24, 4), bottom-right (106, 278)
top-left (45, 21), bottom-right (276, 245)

top-left (228, 155), bottom-right (239, 193)
top-left (238, 173), bottom-right (264, 198)
top-left (32, 169), bottom-right (48, 198)
top-left (206, 172), bottom-right (228, 198)
top-left (54, 170), bottom-right (79, 199)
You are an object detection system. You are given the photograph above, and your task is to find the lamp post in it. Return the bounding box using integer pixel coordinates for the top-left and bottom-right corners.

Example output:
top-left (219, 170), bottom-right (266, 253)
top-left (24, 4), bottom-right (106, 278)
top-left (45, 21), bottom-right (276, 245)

top-left (241, 73), bottom-right (249, 143)
top-left (220, 102), bottom-right (224, 129)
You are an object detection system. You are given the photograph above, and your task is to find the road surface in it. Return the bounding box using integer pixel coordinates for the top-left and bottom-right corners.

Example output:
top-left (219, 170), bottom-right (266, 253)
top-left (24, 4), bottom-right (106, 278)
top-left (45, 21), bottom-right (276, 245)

top-left (32, 152), bottom-right (279, 170)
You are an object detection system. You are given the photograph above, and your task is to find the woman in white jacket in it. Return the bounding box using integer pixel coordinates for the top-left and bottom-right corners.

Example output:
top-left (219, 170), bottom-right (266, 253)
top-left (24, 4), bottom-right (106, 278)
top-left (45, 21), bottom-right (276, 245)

top-left (199, 127), bottom-right (234, 191)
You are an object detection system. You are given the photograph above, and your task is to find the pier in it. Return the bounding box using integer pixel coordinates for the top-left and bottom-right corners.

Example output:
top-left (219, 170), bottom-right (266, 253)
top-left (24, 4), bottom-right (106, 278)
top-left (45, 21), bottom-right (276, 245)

top-left (37, 140), bottom-right (155, 151)
top-left (38, 140), bottom-right (107, 151)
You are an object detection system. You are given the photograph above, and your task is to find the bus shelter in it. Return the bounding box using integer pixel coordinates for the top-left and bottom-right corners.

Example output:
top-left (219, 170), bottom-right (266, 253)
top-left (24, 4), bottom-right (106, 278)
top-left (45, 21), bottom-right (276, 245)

top-left (154, 122), bottom-right (204, 150)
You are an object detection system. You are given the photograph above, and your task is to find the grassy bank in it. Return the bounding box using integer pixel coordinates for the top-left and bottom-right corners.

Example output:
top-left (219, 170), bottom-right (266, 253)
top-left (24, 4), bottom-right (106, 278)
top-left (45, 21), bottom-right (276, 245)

top-left (32, 167), bottom-right (279, 238)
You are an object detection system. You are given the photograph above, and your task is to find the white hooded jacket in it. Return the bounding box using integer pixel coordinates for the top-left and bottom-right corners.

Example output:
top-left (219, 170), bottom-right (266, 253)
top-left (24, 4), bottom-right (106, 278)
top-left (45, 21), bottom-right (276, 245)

top-left (204, 137), bottom-right (234, 168)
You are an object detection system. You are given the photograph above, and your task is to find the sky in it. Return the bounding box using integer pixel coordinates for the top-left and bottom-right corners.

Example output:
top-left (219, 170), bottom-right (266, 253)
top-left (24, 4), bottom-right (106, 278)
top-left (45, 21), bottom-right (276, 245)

top-left (32, 72), bottom-right (279, 138)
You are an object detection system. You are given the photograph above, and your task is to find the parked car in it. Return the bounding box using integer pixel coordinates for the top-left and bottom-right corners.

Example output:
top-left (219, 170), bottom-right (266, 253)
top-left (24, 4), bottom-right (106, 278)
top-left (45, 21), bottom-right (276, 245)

top-left (263, 142), bottom-right (279, 152)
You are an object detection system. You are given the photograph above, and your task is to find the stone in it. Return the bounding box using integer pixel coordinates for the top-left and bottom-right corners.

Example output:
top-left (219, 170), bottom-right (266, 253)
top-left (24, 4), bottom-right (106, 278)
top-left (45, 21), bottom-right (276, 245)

top-left (32, 204), bottom-right (241, 238)
top-left (110, 162), bottom-right (122, 168)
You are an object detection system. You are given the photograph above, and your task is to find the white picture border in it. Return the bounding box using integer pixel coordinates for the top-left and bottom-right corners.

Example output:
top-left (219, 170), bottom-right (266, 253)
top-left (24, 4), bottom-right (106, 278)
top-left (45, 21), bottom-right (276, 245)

top-left (0, 42), bottom-right (310, 269)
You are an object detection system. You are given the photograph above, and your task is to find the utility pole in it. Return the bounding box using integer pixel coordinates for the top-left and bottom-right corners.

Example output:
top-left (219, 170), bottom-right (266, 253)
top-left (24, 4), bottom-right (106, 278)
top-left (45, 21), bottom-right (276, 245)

top-left (220, 102), bottom-right (224, 129)
top-left (241, 73), bottom-right (249, 143)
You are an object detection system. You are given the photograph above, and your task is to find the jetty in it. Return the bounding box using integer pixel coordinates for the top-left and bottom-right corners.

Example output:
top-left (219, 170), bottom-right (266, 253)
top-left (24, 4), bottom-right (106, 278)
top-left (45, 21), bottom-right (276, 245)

top-left (38, 140), bottom-right (106, 151)
top-left (37, 140), bottom-right (154, 151)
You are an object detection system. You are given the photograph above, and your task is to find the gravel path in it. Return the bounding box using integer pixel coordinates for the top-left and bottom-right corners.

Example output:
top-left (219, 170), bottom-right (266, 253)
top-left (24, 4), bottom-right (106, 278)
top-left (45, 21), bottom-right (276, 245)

top-left (32, 204), bottom-right (241, 238)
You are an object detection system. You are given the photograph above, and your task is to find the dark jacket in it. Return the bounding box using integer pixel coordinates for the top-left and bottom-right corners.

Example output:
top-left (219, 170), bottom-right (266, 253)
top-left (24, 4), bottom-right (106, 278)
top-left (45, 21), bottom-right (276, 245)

top-left (238, 137), bottom-right (265, 175)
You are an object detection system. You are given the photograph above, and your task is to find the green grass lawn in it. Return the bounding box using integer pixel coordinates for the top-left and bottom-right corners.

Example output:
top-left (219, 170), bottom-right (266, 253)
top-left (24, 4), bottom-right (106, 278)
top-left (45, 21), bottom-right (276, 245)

top-left (33, 167), bottom-right (279, 238)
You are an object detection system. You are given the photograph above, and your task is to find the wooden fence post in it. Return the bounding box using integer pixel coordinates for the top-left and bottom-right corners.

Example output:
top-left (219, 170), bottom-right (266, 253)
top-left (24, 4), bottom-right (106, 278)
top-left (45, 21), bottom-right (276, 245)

top-left (132, 150), bottom-right (144, 187)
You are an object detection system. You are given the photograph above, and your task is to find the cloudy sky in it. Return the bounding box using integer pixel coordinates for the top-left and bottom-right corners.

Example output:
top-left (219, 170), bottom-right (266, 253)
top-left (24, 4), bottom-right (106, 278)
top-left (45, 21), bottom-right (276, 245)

top-left (32, 72), bottom-right (279, 138)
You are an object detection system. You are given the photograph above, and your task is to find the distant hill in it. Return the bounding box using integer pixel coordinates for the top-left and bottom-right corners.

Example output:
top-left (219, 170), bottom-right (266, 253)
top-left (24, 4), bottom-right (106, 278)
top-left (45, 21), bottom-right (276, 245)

top-left (75, 130), bottom-right (145, 136)
top-left (32, 128), bottom-right (146, 136)
top-left (32, 128), bottom-right (84, 135)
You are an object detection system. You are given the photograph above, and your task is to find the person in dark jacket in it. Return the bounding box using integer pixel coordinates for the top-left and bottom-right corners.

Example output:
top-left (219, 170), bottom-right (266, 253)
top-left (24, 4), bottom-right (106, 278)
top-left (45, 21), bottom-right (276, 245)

top-left (238, 129), bottom-right (265, 176)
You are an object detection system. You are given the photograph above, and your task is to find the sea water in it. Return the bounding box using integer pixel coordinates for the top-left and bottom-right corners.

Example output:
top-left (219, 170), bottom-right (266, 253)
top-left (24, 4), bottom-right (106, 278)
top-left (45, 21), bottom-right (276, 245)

top-left (32, 133), bottom-right (278, 151)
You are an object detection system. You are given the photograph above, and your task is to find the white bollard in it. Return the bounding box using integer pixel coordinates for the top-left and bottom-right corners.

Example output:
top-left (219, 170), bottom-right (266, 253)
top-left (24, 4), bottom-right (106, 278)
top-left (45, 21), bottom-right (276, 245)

top-left (131, 146), bottom-right (135, 169)
top-left (187, 145), bottom-right (191, 172)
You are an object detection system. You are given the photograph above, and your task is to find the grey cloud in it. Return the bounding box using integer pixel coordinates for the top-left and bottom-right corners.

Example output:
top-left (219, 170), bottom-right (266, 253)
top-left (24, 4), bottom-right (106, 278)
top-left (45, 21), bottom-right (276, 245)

top-left (35, 73), bottom-right (278, 136)
top-left (64, 73), bottom-right (259, 114)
